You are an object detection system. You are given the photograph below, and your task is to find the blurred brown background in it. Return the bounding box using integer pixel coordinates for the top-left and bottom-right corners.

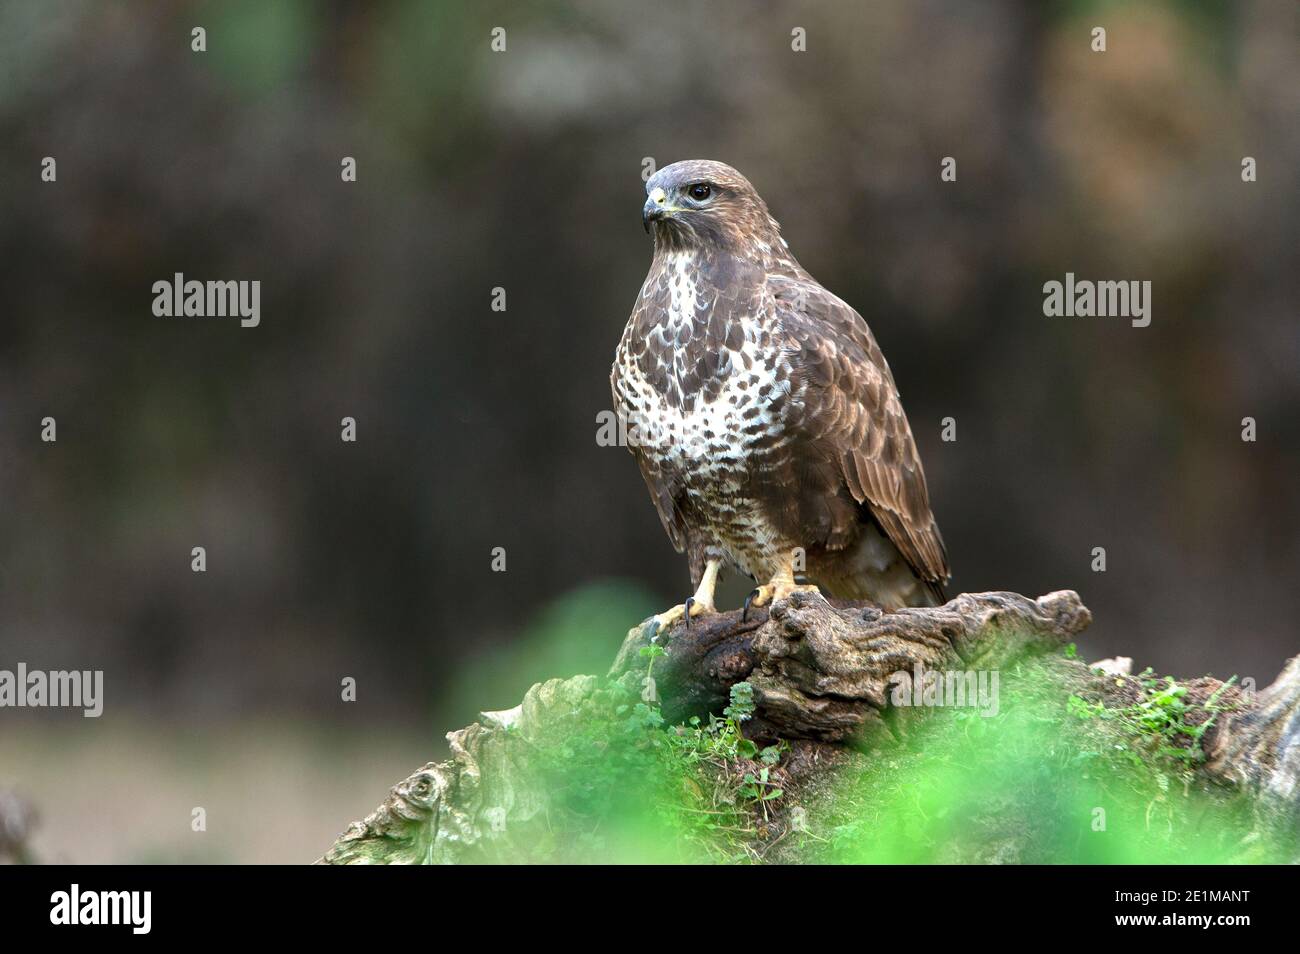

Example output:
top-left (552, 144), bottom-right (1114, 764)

top-left (1, 0), bottom-right (1297, 862)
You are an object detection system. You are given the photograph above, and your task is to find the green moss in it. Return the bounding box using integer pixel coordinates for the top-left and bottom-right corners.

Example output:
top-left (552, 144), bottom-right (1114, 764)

top-left (795, 661), bottom-right (1276, 864)
top-left (519, 679), bottom-right (787, 863)
top-left (457, 652), bottom-right (1288, 864)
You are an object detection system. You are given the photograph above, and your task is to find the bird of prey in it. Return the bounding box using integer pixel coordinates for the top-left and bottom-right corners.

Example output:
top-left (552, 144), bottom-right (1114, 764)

top-left (611, 160), bottom-right (949, 631)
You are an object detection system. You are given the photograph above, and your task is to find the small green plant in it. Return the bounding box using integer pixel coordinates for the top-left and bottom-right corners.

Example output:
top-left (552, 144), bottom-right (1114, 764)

top-left (668, 684), bottom-right (783, 779)
top-left (1074, 669), bottom-right (1239, 767)
top-left (1067, 693), bottom-right (1104, 720)
top-left (740, 762), bottom-right (784, 806)
top-left (659, 682), bottom-right (790, 846)
top-left (723, 680), bottom-right (755, 722)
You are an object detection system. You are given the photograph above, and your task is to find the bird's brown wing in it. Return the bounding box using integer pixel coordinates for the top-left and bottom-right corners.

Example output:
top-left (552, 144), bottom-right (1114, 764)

top-left (632, 449), bottom-right (687, 555)
top-left (775, 278), bottom-right (950, 596)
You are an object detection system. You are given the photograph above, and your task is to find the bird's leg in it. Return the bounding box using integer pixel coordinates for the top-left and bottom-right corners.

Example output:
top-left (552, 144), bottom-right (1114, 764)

top-left (648, 559), bottom-right (721, 639)
top-left (743, 551), bottom-right (822, 621)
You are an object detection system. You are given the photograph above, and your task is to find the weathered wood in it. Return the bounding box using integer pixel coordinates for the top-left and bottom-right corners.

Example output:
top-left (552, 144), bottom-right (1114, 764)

top-left (321, 673), bottom-right (638, 865)
top-left (611, 589), bottom-right (1092, 742)
top-left (1205, 653), bottom-right (1300, 819)
top-left (321, 590), bottom-right (1299, 864)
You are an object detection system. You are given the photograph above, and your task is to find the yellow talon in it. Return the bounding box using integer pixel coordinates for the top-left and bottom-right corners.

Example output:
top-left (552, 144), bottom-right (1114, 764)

top-left (651, 599), bottom-right (707, 630)
top-left (747, 581), bottom-right (821, 608)
top-left (745, 551), bottom-right (823, 618)
top-left (649, 558), bottom-right (722, 635)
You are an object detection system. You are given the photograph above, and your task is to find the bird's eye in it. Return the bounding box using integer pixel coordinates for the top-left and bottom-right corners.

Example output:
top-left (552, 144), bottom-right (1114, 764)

top-left (689, 183), bottom-right (712, 201)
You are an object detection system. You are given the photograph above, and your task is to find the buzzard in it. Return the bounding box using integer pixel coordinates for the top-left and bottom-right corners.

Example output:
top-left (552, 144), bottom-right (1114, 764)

top-left (611, 160), bottom-right (949, 632)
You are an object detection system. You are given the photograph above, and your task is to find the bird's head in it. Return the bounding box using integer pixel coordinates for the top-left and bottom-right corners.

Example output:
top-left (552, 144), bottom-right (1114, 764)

top-left (642, 160), bottom-right (781, 253)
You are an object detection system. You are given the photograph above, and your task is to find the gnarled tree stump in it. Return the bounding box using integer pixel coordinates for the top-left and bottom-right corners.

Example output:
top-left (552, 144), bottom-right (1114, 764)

top-left (321, 590), bottom-right (1300, 864)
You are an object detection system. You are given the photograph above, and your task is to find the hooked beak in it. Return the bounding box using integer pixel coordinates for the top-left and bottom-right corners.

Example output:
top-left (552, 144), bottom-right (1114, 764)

top-left (642, 186), bottom-right (669, 233)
